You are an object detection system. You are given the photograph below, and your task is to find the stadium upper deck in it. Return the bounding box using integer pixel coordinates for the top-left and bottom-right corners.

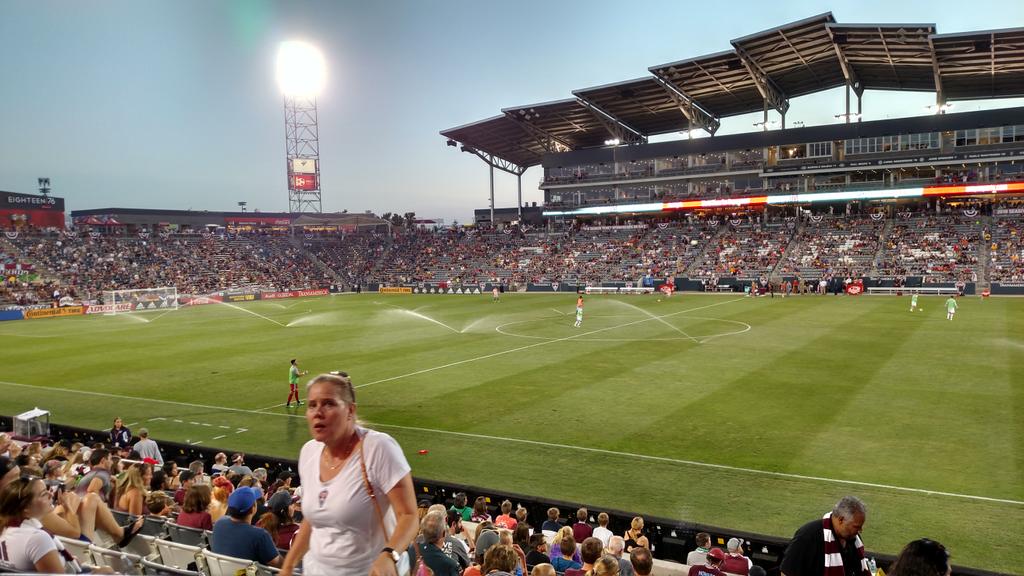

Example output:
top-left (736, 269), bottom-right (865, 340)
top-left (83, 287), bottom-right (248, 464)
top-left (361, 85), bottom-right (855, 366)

top-left (441, 13), bottom-right (1024, 217)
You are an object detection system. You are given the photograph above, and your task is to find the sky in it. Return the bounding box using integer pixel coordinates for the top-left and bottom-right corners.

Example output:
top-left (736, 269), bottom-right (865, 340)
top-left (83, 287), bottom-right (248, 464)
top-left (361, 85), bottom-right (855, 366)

top-left (1, 0), bottom-right (1022, 223)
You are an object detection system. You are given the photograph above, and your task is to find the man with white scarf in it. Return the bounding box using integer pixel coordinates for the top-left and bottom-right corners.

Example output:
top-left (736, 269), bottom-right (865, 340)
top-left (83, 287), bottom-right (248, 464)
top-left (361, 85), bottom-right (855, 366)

top-left (780, 496), bottom-right (870, 576)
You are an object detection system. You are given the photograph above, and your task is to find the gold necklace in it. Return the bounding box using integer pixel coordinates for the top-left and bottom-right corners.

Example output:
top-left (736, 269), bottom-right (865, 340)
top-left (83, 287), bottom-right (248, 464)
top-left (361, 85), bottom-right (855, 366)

top-left (322, 434), bottom-right (357, 470)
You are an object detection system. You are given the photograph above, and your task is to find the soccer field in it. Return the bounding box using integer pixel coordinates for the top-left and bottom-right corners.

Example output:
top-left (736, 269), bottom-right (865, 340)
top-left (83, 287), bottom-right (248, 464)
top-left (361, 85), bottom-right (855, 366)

top-left (1, 293), bottom-right (1021, 572)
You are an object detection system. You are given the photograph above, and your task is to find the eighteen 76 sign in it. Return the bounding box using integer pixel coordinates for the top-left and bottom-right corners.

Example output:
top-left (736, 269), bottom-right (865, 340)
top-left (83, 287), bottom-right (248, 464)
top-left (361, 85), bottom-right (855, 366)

top-left (290, 174), bottom-right (318, 191)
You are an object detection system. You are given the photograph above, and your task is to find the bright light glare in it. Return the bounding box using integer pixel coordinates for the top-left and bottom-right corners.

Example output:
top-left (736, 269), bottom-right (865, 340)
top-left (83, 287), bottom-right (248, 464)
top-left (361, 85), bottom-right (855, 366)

top-left (276, 41), bottom-right (326, 97)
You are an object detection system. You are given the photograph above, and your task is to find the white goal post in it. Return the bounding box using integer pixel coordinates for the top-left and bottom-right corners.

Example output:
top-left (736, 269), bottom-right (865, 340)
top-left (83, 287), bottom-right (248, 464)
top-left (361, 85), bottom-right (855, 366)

top-left (103, 286), bottom-right (179, 315)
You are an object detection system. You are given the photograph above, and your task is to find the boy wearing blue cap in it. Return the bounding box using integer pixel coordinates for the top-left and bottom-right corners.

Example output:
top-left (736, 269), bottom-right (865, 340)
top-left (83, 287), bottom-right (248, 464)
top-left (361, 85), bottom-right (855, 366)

top-left (211, 486), bottom-right (283, 567)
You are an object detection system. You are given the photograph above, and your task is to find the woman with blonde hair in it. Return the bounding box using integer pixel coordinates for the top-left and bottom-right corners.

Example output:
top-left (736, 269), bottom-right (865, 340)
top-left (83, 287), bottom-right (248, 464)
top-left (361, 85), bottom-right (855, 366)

top-left (550, 532), bottom-right (581, 573)
top-left (280, 372), bottom-right (417, 576)
top-left (624, 517), bottom-right (648, 553)
top-left (114, 463), bottom-right (151, 516)
top-left (551, 525), bottom-right (582, 564)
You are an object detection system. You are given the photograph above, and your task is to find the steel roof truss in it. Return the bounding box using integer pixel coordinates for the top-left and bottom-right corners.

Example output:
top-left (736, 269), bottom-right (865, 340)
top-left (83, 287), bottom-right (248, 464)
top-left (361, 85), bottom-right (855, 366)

top-left (828, 28), bottom-right (864, 96)
top-left (462, 146), bottom-right (527, 176)
top-left (650, 75), bottom-right (721, 135)
top-left (733, 45), bottom-right (790, 115)
top-left (505, 114), bottom-right (573, 154)
top-left (574, 97), bottom-right (646, 144)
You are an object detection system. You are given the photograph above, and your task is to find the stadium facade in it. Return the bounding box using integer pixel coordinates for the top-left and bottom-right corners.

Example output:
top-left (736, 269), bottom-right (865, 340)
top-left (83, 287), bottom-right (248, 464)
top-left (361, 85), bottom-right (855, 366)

top-left (442, 13), bottom-right (1024, 221)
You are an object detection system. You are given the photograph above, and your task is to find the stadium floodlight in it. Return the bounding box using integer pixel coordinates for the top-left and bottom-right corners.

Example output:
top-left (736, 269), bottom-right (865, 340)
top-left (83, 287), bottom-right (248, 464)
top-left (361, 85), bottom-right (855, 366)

top-left (752, 120), bottom-right (780, 130)
top-left (604, 138), bottom-right (621, 146)
top-left (925, 103), bottom-right (954, 114)
top-left (834, 112), bottom-right (862, 121)
top-left (276, 41), bottom-right (327, 97)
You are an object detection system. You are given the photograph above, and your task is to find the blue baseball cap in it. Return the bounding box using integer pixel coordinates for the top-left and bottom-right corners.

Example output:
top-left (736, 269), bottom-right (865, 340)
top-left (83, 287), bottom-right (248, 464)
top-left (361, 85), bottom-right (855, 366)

top-left (227, 487), bottom-right (259, 512)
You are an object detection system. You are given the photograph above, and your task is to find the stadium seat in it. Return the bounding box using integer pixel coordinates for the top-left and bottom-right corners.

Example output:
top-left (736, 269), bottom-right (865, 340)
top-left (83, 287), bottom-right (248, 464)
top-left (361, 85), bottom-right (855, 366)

top-left (201, 548), bottom-right (256, 576)
top-left (111, 509), bottom-right (134, 526)
top-left (56, 535), bottom-right (94, 566)
top-left (143, 515), bottom-right (170, 537)
top-left (122, 533), bottom-right (160, 560)
top-left (141, 557), bottom-right (201, 576)
top-left (89, 544), bottom-right (144, 574)
top-left (256, 562), bottom-right (283, 576)
top-left (165, 521), bottom-right (208, 547)
top-left (154, 538), bottom-right (204, 571)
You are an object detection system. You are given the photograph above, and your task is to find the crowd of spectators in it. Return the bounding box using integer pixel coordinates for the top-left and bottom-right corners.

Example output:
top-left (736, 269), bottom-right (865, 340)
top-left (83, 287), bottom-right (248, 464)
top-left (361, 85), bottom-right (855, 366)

top-left (691, 224), bottom-right (793, 280)
top-left (4, 232), bottom-right (328, 302)
top-left (3, 209), bottom-right (1020, 305)
top-left (1, 427), bottom-right (957, 576)
top-left (876, 216), bottom-right (981, 283)
top-left (988, 216), bottom-right (1024, 282)
top-left (777, 216), bottom-right (883, 280)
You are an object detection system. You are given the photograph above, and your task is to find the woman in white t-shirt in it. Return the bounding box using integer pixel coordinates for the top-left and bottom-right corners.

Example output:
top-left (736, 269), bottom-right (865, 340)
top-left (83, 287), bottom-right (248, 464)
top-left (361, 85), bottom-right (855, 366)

top-left (281, 372), bottom-right (418, 576)
top-left (0, 476), bottom-right (69, 573)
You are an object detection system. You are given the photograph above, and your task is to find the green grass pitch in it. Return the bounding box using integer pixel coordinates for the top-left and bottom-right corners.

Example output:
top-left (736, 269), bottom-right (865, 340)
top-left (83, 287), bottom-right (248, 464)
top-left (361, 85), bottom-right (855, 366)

top-left (1, 293), bottom-right (1021, 572)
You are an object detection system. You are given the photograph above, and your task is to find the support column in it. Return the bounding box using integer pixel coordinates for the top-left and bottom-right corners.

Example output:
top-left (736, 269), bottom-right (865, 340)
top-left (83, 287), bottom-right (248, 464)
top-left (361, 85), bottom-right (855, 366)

top-left (845, 84), bottom-right (851, 124)
top-left (517, 173), bottom-right (522, 219)
top-left (489, 164), bottom-right (495, 226)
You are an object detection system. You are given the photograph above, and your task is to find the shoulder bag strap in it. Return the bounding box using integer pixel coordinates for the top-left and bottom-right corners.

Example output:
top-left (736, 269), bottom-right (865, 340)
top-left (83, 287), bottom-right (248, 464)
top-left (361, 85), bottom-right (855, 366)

top-left (359, 438), bottom-right (420, 573)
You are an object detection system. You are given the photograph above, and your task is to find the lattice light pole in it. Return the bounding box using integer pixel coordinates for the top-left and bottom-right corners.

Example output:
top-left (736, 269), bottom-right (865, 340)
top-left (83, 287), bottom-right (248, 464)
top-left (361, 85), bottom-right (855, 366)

top-left (277, 41), bottom-right (326, 213)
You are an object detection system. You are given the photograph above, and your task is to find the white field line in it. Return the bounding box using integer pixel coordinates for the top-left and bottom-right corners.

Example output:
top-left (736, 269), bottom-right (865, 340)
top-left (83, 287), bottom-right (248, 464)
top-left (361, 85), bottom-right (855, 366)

top-left (367, 422), bottom-right (1024, 506)
top-left (146, 309), bottom-right (176, 323)
top-left (356, 298), bottom-right (747, 389)
top-left (550, 308), bottom-right (566, 315)
top-left (0, 378), bottom-right (1020, 506)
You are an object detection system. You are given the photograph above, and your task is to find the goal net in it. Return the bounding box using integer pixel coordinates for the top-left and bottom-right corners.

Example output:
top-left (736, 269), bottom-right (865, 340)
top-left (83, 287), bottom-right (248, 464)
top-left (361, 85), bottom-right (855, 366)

top-left (103, 286), bottom-right (179, 315)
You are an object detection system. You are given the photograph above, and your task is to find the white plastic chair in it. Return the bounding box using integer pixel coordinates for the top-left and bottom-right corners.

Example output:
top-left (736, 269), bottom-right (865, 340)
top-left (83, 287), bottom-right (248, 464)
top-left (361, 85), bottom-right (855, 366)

top-left (55, 536), bottom-right (94, 566)
top-left (89, 544), bottom-right (143, 574)
top-left (155, 538), bottom-right (204, 571)
top-left (201, 548), bottom-right (256, 576)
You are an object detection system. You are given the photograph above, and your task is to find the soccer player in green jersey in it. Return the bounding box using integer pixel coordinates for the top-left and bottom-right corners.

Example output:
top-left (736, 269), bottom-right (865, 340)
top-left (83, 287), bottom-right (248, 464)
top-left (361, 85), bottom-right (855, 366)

top-left (945, 295), bottom-right (958, 321)
top-left (286, 358), bottom-right (308, 407)
top-left (910, 293), bottom-right (919, 312)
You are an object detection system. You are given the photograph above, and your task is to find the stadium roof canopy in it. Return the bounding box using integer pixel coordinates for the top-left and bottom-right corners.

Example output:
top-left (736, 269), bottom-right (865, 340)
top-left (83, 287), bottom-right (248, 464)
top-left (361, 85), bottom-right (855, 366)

top-left (441, 13), bottom-right (1024, 171)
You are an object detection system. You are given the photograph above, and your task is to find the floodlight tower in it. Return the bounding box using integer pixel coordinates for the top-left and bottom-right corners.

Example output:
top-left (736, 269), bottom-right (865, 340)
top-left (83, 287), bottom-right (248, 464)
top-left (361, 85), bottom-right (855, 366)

top-left (277, 41), bottom-right (326, 213)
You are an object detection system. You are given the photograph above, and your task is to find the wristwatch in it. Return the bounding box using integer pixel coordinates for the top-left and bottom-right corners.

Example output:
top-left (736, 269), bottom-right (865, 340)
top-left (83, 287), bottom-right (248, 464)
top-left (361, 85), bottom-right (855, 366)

top-left (382, 547), bottom-right (401, 564)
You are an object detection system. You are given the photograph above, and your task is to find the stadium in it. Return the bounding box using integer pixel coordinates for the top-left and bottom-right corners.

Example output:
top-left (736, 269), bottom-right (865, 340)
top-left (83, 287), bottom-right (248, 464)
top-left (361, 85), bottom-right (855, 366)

top-left (1, 6), bottom-right (1022, 576)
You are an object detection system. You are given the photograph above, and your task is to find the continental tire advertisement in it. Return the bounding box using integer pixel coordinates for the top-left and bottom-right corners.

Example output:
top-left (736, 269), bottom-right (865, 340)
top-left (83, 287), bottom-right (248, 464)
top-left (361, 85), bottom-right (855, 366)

top-left (378, 287), bottom-right (413, 294)
top-left (25, 306), bottom-right (84, 319)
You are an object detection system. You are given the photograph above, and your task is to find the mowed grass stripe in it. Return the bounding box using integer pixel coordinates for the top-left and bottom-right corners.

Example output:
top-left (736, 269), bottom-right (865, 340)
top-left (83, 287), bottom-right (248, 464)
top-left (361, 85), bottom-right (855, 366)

top-left (2, 294), bottom-right (1022, 572)
top-left (628, 297), bottom-right (893, 473)
top-left (851, 297), bottom-right (1019, 498)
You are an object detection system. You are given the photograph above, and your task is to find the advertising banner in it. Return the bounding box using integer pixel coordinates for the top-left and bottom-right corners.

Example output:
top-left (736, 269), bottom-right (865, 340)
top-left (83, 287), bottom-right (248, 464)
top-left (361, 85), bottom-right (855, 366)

top-left (1, 192), bottom-right (65, 212)
top-left (180, 295), bottom-right (223, 306)
top-left (290, 174), bottom-right (318, 191)
top-left (260, 288), bottom-right (330, 299)
top-left (378, 287), bottom-right (413, 294)
top-left (0, 310), bottom-right (24, 322)
top-left (84, 303), bottom-right (135, 315)
top-left (25, 306), bottom-right (84, 319)
top-left (222, 292), bottom-right (259, 303)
